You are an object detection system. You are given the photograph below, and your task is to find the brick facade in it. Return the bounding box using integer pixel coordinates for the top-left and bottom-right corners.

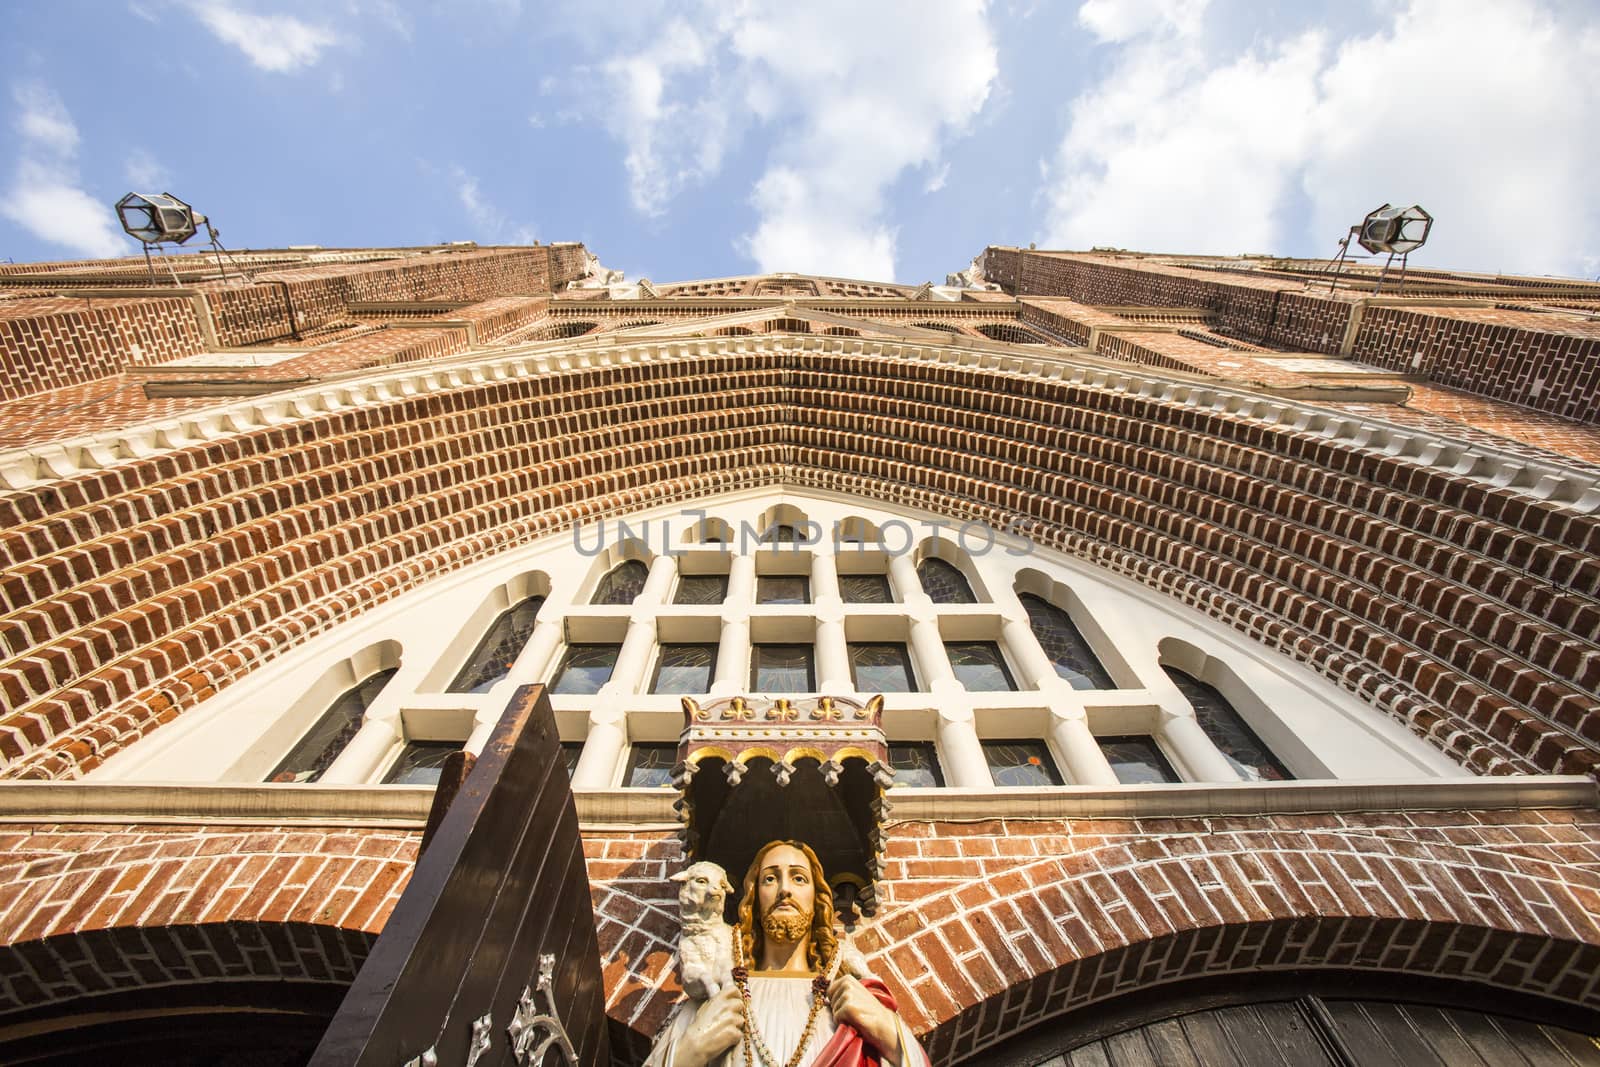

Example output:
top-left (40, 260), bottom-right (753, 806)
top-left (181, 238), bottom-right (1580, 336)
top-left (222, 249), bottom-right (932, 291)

top-left (3, 246), bottom-right (1600, 1062)
top-left (0, 824), bottom-right (412, 1022)
top-left (0, 295), bottom-right (207, 402)
top-left (587, 809), bottom-right (1600, 1060)
top-left (987, 248), bottom-right (1600, 425)
top-left (4, 347), bottom-right (1596, 784)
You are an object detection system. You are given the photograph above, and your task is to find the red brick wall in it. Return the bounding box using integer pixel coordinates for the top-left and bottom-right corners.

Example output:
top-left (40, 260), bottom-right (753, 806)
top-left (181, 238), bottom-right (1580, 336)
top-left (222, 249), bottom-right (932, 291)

top-left (0, 823), bottom-right (411, 1019)
top-left (986, 251), bottom-right (1355, 354)
top-left (1352, 306), bottom-right (1600, 423)
top-left (0, 824), bottom-right (417, 944)
top-left (588, 809), bottom-right (1600, 1061)
top-left (990, 249), bottom-right (1600, 425)
top-left (205, 248), bottom-right (555, 346)
top-left (0, 295), bottom-right (206, 402)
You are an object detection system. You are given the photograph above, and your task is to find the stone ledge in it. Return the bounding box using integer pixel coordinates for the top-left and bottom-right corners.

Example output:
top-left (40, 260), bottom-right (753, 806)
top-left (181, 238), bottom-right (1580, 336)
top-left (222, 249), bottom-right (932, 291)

top-left (1, 776), bottom-right (1591, 829)
top-left (570, 775), bottom-right (1598, 827)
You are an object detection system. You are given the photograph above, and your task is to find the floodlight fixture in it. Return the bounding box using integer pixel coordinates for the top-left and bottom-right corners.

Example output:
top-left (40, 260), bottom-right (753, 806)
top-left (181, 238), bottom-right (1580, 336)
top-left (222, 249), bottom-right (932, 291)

top-left (1356, 203), bottom-right (1432, 256)
top-left (114, 191), bottom-right (244, 285)
top-left (116, 192), bottom-right (205, 246)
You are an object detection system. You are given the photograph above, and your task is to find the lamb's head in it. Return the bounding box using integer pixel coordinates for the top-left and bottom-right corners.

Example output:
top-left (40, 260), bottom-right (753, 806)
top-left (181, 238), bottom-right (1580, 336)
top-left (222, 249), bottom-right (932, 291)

top-left (671, 861), bottom-right (732, 922)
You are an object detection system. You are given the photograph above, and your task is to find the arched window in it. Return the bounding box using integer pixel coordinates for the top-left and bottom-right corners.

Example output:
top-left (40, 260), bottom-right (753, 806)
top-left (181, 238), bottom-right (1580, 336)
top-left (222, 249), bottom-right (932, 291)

top-left (447, 596), bottom-right (544, 693)
top-left (1165, 666), bottom-right (1292, 781)
top-left (917, 558), bottom-right (976, 603)
top-left (269, 668), bottom-right (398, 783)
top-left (546, 321), bottom-right (597, 339)
top-left (761, 523), bottom-right (801, 545)
top-left (911, 321), bottom-right (961, 333)
top-left (1020, 594), bottom-right (1115, 690)
top-left (591, 560), bottom-right (649, 605)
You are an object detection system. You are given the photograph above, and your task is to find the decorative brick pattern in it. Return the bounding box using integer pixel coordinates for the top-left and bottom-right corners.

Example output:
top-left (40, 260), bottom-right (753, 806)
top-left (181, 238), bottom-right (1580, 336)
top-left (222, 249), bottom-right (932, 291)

top-left (3, 350), bottom-right (1597, 783)
top-left (0, 823), bottom-right (406, 1020)
top-left (990, 248), bottom-right (1600, 425)
top-left (204, 248), bottom-right (554, 347)
top-left (0, 922), bottom-right (375, 1019)
top-left (1352, 305), bottom-right (1600, 423)
top-left (0, 824), bottom-right (418, 945)
top-left (588, 809), bottom-right (1600, 1059)
top-left (0, 295), bottom-right (207, 402)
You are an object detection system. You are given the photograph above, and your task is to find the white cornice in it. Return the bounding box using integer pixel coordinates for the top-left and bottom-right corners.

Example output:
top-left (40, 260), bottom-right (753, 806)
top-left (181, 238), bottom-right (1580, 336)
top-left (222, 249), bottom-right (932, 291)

top-left (0, 775), bottom-right (1590, 828)
top-left (2, 333), bottom-right (1596, 513)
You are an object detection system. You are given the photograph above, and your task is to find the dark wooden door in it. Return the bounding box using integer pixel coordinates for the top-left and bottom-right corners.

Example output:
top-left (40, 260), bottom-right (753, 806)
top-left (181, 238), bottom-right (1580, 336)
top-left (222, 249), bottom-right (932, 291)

top-left (310, 685), bottom-right (608, 1066)
top-left (1004, 996), bottom-right (1600, 1066)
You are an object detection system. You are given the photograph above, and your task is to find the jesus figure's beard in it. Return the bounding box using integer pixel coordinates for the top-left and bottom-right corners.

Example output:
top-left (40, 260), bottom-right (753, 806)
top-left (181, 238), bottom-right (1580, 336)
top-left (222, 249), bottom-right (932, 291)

top-left (761, 907), bottom-right (810, 944)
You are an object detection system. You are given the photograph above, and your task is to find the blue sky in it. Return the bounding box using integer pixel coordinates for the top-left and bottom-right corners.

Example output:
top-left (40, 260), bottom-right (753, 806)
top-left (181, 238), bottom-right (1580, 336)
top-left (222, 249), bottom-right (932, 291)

top-left (2, 0), bottom-right (1597, 285)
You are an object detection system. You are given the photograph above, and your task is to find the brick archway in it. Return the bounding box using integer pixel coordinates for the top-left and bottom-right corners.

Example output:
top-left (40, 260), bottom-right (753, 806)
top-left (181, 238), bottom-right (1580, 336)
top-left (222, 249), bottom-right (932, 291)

top-left (0, 922), bottom-right (375, 1063)
top-left (4, 342), bottom-right (1594, 783)
top-left (587, 807), bottom-right (1600, 1059)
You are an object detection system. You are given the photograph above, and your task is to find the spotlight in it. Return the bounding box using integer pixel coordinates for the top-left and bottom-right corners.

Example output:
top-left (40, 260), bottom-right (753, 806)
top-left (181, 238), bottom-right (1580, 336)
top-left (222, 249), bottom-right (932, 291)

top-left (1356, 204), bottom-right (1432, 256)
top-left (115, 192), bottom-right (205, 246)
top-left (113, 191), bottom-right (238, 285)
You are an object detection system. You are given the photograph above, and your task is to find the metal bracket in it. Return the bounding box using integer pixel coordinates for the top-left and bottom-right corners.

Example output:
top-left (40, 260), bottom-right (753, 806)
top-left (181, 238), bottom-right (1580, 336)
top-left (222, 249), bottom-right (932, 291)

top-left (507, 954), bottom-right (577, 1065)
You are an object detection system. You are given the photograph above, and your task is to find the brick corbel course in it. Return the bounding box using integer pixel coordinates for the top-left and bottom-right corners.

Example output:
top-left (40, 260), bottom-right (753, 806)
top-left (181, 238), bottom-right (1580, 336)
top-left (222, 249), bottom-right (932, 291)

top-left (1, 351), bottom-right (1597, 781)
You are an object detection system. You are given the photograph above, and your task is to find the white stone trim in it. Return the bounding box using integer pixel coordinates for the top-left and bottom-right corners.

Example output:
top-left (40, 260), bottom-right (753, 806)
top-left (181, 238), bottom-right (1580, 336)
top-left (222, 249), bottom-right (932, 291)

top-left (8, 776), bottom-right (1586, 829)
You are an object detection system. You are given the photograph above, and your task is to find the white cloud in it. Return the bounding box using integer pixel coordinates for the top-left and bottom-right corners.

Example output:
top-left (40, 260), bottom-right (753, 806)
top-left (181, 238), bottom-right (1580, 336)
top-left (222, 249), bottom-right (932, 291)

top-left (1044, 25), bottom-right (1323, 254)
top-left (1043, 0), bottom-right (1600, 276)
top-left (924, 162), bottom-right (951, 195)
top-left (580, 2), bottom-right (998, 280)
top-left (1, 83), bottom-right (127, 258)
top-left (189, 2), bottom-right (339, 72)
top-left (1076, 0), bottom-right (1209, 43)
top-left (1303, 1), bottom-right (1600, 277)
top-left (451, 165), bottom-right (538, 245)
top-left (596, 15), bottom-right (733, 218)
top-left (13, 82), bottom-right (79, 155)
top-left (124, 148), bottom-right (169, 190)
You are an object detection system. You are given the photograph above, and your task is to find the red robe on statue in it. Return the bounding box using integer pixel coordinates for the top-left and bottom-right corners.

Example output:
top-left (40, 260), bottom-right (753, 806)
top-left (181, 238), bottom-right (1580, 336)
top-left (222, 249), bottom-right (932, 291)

top-left (809, 978), bottom-right (929, 1067)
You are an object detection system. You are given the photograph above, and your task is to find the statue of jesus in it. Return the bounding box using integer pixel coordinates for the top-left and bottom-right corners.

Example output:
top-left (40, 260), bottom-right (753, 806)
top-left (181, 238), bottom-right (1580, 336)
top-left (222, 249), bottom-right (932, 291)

top-left (645, 840), bottom-right (930, 1067)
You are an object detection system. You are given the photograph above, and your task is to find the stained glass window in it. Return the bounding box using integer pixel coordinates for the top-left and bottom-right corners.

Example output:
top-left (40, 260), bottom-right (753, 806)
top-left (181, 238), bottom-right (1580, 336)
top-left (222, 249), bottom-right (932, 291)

top-left (849, 643), bottom-right (917, 692)
top-left (674, 574), bottom-right (729, 605)
top-left (946, 642), bottom-right (1016, 691)
top-left (625, 743), bottom-right (678, 788)
top-left (383, 740), bottom-right (461, 786)
top-left (982, 740), bottom-right (1063, 786)
top-left (447, 596), bottom-right (544, 694)
top-left (751, 644), bottom-right (815, 693)
top-left (1100, 735), bottom-right (1181, 784)
top-left (591, 560), bottom-right (649, 605)
top-left (550, 644), bottom-right (620, 695)
top-left (1019, 594), bottom-right (1115, 690)
top-left (888, 742), bottom-right (944, 787)
top-left (270, 668), bottom-right (398, 783)
top-left (1166, 667), bottom-right (1292, 781)
top-left (839, 575), bottom-right (893, 603)
top-left (917, 558), bottom-right (977, 603)
top-left (756, 575), bottom-right (810, 604)
top-left (651, 644), bottom-right (718, 694)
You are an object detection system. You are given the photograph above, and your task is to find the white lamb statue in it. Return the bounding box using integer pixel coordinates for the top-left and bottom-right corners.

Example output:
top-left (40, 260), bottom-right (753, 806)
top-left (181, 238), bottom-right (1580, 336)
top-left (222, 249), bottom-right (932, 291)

top-left (670, 860), bottom-right (736, 1000)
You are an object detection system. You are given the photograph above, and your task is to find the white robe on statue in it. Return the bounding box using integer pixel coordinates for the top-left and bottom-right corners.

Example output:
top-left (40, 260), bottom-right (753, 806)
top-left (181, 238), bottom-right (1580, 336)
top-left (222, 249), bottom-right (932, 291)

top-left (645, 974), bottom-right (926, 1067)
